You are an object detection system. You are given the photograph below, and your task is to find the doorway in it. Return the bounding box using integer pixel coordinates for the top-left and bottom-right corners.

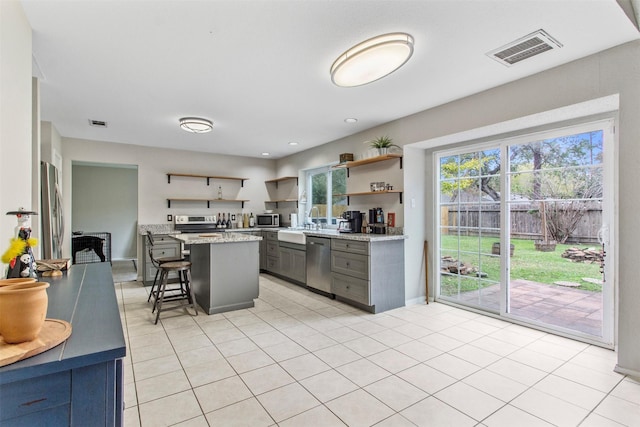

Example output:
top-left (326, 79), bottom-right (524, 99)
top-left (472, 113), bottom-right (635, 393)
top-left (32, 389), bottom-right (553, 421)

top-left (436, 119), bottom-right (615, 345)
top-left (71, 162), bottom-right (138, 261)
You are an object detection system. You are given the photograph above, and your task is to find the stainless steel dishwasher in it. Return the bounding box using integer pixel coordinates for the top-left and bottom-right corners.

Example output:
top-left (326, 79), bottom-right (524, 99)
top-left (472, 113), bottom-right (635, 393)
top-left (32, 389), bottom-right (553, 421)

top-left (306, 236), bottom-right (331, 293)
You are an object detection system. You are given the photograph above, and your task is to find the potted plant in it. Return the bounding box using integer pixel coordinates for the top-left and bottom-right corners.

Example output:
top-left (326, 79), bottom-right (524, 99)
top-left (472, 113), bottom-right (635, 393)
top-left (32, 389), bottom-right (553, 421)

top-left (366, 136), bottom-right (399, 155)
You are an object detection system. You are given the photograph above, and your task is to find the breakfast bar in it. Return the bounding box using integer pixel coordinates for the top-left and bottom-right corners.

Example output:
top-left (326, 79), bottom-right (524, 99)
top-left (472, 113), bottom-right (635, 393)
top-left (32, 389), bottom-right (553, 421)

top-left (172, 232), bottom-right (262, 314)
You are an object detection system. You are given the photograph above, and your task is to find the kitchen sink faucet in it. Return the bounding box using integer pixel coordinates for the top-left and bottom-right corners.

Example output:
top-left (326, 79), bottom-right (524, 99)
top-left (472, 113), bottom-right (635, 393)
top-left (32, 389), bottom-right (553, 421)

top-left (308, 206), bottom-right (321, 230)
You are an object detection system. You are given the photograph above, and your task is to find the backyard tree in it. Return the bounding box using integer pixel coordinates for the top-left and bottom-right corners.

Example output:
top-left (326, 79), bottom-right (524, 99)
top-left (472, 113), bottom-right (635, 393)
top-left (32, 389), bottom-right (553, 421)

top-left (511, 131), bottom-right (603, 243)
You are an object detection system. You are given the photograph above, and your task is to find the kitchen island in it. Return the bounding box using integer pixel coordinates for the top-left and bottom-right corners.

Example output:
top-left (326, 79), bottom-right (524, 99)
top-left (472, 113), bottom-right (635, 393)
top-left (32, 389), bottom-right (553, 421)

top-left (172, 232), bottom-right (262, 314)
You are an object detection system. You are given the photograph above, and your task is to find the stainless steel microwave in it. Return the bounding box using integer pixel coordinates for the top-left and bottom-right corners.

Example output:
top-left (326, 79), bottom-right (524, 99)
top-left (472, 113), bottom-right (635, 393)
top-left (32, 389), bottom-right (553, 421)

top-left (256, 213), bottom-right (280, 227)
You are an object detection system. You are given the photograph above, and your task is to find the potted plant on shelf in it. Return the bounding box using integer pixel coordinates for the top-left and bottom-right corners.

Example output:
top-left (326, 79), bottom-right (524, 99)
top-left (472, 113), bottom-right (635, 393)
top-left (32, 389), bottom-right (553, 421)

top-left (366, 136), bottom-right (399, 156)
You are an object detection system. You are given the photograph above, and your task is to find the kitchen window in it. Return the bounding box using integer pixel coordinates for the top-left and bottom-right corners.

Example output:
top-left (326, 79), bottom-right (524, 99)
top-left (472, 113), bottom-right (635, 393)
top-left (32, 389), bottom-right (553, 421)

top-left (305, 165), bottom-right (347, 226)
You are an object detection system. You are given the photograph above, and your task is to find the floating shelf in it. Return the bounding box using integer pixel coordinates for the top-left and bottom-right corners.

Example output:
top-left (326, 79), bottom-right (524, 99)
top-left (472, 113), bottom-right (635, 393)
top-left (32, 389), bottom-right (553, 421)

top-left (167, 198), bottom-right (249, 208)
top-left (167, 173), bottom-right (248, 187)
top-left (265, 176), bottom-right (298, 188)
top-left (335, 190), bottom-right (403, 205)
top-left (265, 199), bottom-right (299, 208)
top-left (333, 154), bottom-right (402, 177)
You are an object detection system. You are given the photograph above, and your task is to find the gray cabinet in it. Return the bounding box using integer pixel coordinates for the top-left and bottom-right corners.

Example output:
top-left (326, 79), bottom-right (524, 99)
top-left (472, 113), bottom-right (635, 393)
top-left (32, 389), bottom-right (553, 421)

top-left (264, 231), bottom-right (280, 275)
top-left (279, 242), bottom-right (306, 284)
top-left (331, 238), bottom-right (405, 313)
top-left (142, 234), bottom-right (181, 285)
top-left (247, 230), bottom-right (265, 270)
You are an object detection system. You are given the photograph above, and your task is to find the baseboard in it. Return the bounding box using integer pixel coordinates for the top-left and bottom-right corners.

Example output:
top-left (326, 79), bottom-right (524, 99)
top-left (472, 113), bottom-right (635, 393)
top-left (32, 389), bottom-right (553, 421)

top-left (614, 364), bottom-right (640, 379)
top-left (405, 296), bottom-right (429, 306)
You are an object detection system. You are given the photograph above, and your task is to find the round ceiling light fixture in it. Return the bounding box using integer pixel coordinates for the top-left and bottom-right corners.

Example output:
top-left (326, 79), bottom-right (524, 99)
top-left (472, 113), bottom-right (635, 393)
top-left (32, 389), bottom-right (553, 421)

top-left (179, 117), bottom-right (213, 133)
top-left (330, 32), bottom-right (414, 87)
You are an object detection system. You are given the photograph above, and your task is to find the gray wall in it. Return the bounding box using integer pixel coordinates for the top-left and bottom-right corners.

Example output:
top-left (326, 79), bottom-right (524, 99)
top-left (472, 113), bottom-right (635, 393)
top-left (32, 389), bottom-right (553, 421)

top-left (71, 164), bottom-right (138, 260)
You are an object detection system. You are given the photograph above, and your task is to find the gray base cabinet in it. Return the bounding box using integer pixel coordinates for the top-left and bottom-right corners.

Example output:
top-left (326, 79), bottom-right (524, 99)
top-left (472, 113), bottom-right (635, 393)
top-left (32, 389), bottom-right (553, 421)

top-left (264, 231), bottom-right (280, 275)
top-left (189, 240), bottom-right (260, 314)
top-left (262, 230), bottom-right (306, 285)
top-left (142, 234), bottom-right (181, 285)
top-left (279, 242), bottom-right (306, 284)
top-left (331, 238), bottom-right (404, 313)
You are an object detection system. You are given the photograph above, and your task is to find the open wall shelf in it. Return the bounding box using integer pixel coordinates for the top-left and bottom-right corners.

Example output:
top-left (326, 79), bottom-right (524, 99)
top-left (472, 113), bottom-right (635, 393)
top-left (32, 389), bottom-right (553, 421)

top-left (265, 199), bottom-right (299, 208)
top-left (167, 173), bottom-right (248, 187)
top-left (264, 176), bottom-right (298, 188)
top-left (335, 190), bottom-right (403, 205)
top-left (333, 154), bottom-right (402, 177)
top-left (167, 198), bottom-right (248, 208)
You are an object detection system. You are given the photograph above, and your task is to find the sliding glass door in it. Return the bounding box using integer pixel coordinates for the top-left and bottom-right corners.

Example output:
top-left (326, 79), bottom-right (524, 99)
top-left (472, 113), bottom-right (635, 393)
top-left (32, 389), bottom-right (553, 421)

top-left (436, 120), bottom-right (614, 345)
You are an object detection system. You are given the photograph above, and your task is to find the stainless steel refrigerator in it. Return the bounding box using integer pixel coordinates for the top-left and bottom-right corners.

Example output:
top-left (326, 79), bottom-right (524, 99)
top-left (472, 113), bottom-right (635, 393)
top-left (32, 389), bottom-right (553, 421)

top-left (41, 161), bottom-right (64, 259)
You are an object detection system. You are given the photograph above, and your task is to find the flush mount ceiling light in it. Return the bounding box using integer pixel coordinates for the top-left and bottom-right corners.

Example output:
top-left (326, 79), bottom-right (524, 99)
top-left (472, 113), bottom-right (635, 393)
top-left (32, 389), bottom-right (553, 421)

top-left (179, 117), bottom-right (213, 133)
top-left (344, 118), bottom-right (358, 124)
top-left (330, 32), bottom-right (414, 87)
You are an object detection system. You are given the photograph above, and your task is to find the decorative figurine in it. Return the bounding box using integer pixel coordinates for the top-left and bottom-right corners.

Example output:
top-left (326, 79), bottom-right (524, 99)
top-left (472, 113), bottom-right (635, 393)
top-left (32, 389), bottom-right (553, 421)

top-left (2, 208), bottom-right (38, 279)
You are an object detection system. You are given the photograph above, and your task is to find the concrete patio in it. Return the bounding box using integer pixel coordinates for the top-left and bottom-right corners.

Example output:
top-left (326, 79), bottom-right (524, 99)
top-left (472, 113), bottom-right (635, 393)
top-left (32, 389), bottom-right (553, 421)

top-left (445, 279), bottom-right (603, 337)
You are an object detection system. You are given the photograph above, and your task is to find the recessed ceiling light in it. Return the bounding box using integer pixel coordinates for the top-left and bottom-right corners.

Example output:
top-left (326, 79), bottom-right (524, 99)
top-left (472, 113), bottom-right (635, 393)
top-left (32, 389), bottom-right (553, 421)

top-left (344, 118), bottom-right (358, 124)
top-left (261, 152), bottom-right (270, 156)
top-left (179, 117), bottom-right (213, 133)
top-left (330, 32), bottom-right (414, 87)
top-left (288, 142), bottom-right (299, 146)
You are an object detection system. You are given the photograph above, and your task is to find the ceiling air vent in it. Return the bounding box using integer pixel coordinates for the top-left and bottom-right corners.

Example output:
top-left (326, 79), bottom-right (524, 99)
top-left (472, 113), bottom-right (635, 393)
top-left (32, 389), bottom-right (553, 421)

top-left (487, 29), bottom-right (562, 66)
top-left (89, 119), bottom-right (108, 128)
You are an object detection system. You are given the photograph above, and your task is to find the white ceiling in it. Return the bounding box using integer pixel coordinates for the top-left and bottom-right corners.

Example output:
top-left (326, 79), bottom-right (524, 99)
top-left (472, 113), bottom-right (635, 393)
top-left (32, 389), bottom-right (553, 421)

top-left (21, 0), bottom-right (639, 159)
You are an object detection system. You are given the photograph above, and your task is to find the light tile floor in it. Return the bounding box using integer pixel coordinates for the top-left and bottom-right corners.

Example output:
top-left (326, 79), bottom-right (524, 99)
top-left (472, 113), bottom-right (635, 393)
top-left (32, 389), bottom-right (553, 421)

top-left (115, 273), bottom-right (640, 427)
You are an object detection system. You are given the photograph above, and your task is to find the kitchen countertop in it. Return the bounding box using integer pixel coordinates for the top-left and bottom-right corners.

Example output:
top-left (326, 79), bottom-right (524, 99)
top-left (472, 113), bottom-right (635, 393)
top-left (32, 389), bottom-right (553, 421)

top-left (138, 224), bottom-right (278, 235)
top-left (171, 232), bottom-right (262, 244)
top-left (303, 229), bottom-right (407, 241)
top-left (138, 224), bottom-right (406, 241)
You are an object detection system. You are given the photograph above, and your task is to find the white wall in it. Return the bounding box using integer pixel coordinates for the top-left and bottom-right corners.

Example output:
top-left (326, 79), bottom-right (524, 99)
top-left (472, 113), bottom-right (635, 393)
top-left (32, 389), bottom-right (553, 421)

top-left (0, 0), bottom-right (32, 261)
top-left (61, 137), bottom-right (277, 261)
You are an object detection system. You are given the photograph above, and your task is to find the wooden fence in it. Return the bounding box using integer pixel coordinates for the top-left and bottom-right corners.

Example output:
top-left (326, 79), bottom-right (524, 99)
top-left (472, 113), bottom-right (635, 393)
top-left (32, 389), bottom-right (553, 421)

top-left (441, 202), bottom-right (602, 244)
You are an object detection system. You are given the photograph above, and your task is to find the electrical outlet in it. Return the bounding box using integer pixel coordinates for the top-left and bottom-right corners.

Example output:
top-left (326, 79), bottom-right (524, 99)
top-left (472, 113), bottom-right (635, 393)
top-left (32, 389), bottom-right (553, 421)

top-left (167, 214), bottom-right (172, 222)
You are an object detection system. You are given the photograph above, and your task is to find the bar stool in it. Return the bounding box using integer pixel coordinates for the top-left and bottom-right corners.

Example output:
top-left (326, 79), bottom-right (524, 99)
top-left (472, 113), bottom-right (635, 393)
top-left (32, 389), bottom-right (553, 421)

top-left (146, 232), bottom-right (184, 303)
top-left (153, 260), bottom-right (198, 324)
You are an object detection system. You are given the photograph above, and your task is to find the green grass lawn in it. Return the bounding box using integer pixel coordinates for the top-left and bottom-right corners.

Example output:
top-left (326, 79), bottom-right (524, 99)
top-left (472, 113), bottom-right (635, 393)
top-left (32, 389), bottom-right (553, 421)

top-left (440, 235), bottom-right (602, 293)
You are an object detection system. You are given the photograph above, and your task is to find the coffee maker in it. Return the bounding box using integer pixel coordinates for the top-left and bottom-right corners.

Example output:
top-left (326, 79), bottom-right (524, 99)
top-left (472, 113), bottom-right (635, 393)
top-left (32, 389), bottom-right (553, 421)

top-left (340, 211), bottom-right (362, 233)
top-left (368, 207), bottom-right (386, 234)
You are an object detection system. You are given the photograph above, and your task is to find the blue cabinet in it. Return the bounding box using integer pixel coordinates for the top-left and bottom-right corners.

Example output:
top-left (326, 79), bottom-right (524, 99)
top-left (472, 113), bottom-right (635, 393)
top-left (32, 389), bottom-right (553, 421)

top-left (0, 263), bottom-right (126, 426)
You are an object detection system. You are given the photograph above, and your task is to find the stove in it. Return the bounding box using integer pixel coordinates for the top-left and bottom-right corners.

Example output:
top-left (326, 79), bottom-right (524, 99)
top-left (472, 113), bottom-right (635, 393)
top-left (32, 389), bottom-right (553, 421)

top-left (174, 214), bottom-right (224, 233)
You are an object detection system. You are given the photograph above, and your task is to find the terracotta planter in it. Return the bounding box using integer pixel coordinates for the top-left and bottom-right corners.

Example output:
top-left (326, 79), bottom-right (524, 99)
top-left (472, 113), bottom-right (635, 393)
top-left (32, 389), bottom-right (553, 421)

top-left (0, 277), bottom-right (37, 287)
top-left (0, 282), bottom-right (50, 343)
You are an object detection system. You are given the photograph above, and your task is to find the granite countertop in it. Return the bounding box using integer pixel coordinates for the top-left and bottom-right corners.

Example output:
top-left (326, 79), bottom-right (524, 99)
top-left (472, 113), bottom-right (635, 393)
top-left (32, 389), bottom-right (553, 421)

top-left (139, 224), bottom-right (406, 241)
top-left (139, 224), bottom-right (280, 235)
top-left (171, 232), bottom-right (262, 244)
top-left (138, 224), bottom-right (179, 235)
top-left (303, 229), bottom-right (407, 242)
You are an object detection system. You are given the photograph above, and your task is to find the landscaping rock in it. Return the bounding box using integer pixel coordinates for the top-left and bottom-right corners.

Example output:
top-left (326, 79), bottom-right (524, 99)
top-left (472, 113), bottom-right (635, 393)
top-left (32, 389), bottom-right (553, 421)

top-left (582, 277), bottom-right (603, 285)
top-left (561, 247), bottom-right (603, 264)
